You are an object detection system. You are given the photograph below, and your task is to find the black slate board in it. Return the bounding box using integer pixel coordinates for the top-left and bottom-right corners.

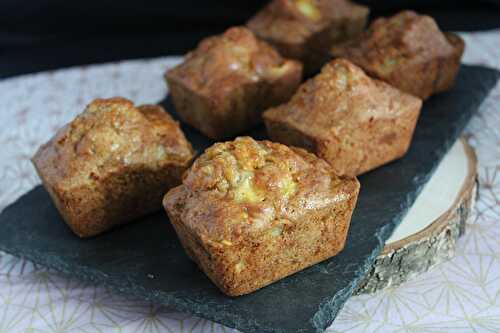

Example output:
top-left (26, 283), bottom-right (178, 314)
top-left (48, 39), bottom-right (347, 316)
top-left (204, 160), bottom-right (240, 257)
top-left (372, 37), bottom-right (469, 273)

top-left (0, 65), bottom-right (498, 333)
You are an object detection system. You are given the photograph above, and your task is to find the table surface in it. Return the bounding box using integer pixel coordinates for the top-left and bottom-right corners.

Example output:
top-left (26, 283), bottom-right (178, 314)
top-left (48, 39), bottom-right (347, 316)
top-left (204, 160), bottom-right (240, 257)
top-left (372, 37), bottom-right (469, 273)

top-left (0, 30), bottom-right (499, 333)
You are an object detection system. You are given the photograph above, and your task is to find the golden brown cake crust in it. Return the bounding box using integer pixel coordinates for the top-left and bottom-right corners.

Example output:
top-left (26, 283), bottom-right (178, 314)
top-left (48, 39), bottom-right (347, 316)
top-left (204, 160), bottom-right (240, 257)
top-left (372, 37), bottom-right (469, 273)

top-left (330, 10), bottom-right (464, 99)
top-left (32, 97), bottom-right (194, 237)
top-left (264, 59), bottom-right (422, 177)
top-left (247, 0), bottom-right (369, 73)
top-left (164, 137), bottom-right (360, 296)
top-left (165, 26), bottom-right (302, 140)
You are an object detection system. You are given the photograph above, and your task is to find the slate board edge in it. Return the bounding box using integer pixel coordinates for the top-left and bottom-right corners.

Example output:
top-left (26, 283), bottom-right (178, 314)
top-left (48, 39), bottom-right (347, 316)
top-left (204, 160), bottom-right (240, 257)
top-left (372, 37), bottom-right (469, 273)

top-left (0, 66), bottom-right (498, 333)
top-left (0, 238), bottom-right (256, 331)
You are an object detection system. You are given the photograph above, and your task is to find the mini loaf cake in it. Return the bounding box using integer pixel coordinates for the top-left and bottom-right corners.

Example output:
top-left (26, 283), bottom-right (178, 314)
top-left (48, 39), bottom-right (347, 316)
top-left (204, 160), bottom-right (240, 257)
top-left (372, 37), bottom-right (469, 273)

top-left (165, 27), bottom-right (303, 140)
top-left (330, 10), bottom-right (465, 99)
top-left (163, 136), bottom-right (359, 296)
top-left (247, 0), bottom-right (369, 74)
top-left (264, 59), bottom-right (422, 177)
top-left (32, 98), bottom-right (194, 238)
